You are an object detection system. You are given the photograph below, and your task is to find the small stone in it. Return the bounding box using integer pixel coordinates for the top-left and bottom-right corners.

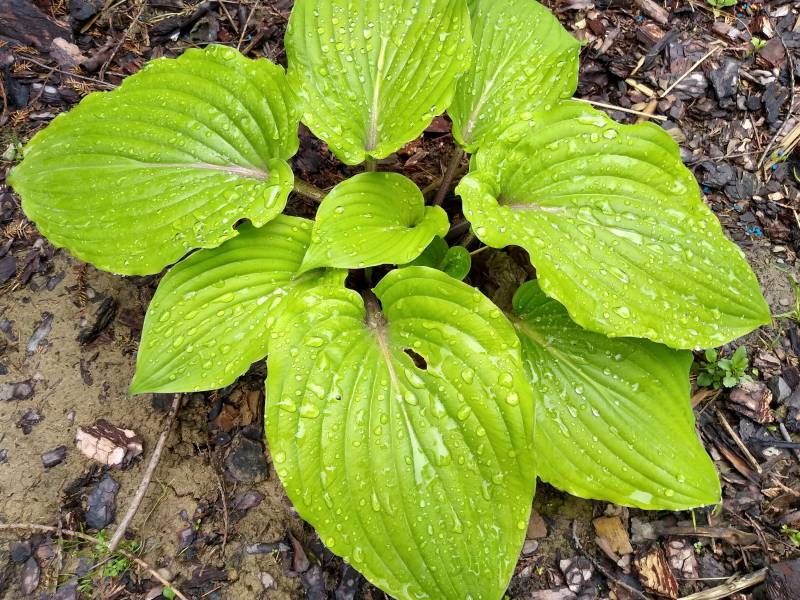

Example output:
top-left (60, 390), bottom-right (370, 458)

top-left (16, 407), bottom-right (44, 435)
top-left (259, 572), bottom-right (276, 591)
top-left (522, 540), bottom-right (539, 555)
top-left (233, 490), bottom-right (264, 511)
top-left (10, 541), bottom-right (32, 564)
top-left (290, 534), bottom-right (310, 573)
top-left (85, 474), bottom-right (119, 530)
top-left (526, 510), bottom-right (548, 539)
top-left (41, 446), bottom-right (66, 468)
top-left (335, 564), bottom-right (362, 600)
top-left (709, 58), bottom-right (740, 101)
top-left (245, 541), bottom-right (291, 555)
top-left (779, 297), bottom-right (792, 307)
top-left (20, 556), bottom-right (40, 595)
top-left (224, 435), bottom-right (267, 483)
top-left (0, 381), bottom-right (33, 402)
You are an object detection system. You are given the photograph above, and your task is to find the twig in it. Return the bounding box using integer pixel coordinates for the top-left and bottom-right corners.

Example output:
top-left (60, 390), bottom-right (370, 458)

top-left (0, 523), bottom-right (189, 600)
top-left (779, 422), bottom-right (800, 462)
top-left (99, 0), bottom-right (147, 80)
top-left (293, 178), bottom-right (327, 203)
top-left (236, 0), bottom-right (259, 51)
top-left (575, 97), bottom-right (667, 121)
top-left (716, 408), bottom-right (762, 474)
top-left (660, 44), bottom-right (721, 98)
top-left (21, 57), bottom-right (116, 89)
top-left (108, 393), bottom-right (182, 552)
top-left (213, 467), bottom-right (229, 557)
top-left (433, 148), bottom-right (465, 206)
top-left (677, 567), bottom-right (767, 600)
top-left (571, 521), bottom-right (649, 600)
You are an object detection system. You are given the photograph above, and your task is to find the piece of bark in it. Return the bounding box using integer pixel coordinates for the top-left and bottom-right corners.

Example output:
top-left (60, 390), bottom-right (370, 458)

top-left (0, 0), bottom-right (71, 49)
top-left (633, 0), bottom-right (669, 25)
top-left (75, 419), bottom-right (143, 467)
top-left (729, 381), bottom-right (774, 423)
top-left (766, 559), bottom-right (800, 600)
top-left (527, 510), bottom-right (548, 539)
top-left (635, 546), bottom-right (678, 599)
top-left (593, 516), bottom-right (633, 555)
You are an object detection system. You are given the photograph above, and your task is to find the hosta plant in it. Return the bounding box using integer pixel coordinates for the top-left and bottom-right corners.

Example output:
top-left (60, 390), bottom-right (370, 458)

top-left (8, 0), bottom-right (771, 598)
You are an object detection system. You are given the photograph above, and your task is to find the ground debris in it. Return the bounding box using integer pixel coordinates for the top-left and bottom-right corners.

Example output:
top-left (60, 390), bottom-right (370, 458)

top-left (74, 419), bottom-right (143, 467)
top-left (634, 545), bottom-right (678, 599)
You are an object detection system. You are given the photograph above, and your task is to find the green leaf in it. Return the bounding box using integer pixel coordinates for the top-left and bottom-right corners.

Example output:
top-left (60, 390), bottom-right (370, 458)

top-left (300, 172), bottom-right (449, 272)
top-left (266, 267), bottom-right (536, 600)
top-left (722, 376), bottom-right (738, 388)
top-left (512, 280), bottom-right (720, 510)
top-left (440, 246), bottom-right (472, 280)
top-left (696, 372), bottom-right (713, 387)
top-left (130, 216), bottom-right (345, 394)
top-left (8, 44), bottom-right (298, 275)
top-left (457, 102), bottom-right (770, 349)
top-left (286, 0), bottom-right (472, 165)
top-left (450, 0), bottom-right (581, 152)
top-left (406, 236), bottom-right (472, 280)
top-left (704, 348), bottom-right (718, 363)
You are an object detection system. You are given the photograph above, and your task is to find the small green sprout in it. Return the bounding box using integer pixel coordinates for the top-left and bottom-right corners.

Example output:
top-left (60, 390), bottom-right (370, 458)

top-left (695, 346), bottom-right (754, 389)
top-left (782, 524), bottom-right (800, 547)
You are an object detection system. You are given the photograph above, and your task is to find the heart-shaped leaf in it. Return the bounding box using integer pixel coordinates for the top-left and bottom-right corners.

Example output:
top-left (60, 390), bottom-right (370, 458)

top-left (267, 267), bottom-right (536, 600)
top-left (8, 45), bottom-right (299, 275)
top-left (300, 172), bottom-right (449, 272)
top-left (457, 102), bottom-right (770, 349)
top-left (512, 280), bottom-right (720, 510)
top-left (286, 0), bottom-right (472, 165)
top-left (130, 216), bottom-right (345, 394)
top-left (406, 236), bottom-right (472, 280)
top-left (450, 0), bottom-right (581, 152)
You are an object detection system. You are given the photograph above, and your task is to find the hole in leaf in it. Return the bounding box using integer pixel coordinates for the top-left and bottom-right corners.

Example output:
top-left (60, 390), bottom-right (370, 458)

top-left (403, 348), bottom-right (427, 370)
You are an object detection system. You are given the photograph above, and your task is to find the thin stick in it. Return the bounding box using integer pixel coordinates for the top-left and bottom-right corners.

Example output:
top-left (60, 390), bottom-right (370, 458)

top-left (0, 523), bottom-right (189, 600)
top-left (108, 393), bottom-right (181, 552)
top-left (293, 178), bottom-right (327, 203)
top-left (779, 422), bottom-right (800, 462)
top-left (18, 56), bottom-right (116, 89)
top-left (99, 0), bottom-right (147, 80)
top-left (660, 45), bottom-right (721, 98)
top-left (433, 147), bottom-right (465, 206)
top-left (716, 408), bottom-right (762, 474)
top-left (236, 0), bottom-right (259, 51)
top-left (575, 98), bottom-right (667, 121)
top-left (677, 568), bottom-right (767, 600)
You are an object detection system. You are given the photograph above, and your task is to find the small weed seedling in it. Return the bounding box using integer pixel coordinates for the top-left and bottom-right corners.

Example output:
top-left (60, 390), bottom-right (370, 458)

top-left (695, 346), bottom-right (754, 389)
top-left (72, 530), bottom-right (142, 595)
top-left (8, 1), bottom-right (771, 598)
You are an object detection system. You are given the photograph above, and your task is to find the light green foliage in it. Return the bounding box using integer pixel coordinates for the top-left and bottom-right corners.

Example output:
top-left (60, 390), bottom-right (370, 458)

top-left (457, 101), bottom-right (770, 349)
top-left (8, 45), bottom-right (298, 275)
top-left (300, 172), bottom-right (449, 272)
top-left (267, 267), bottom-right (536, 600)
top-left (451, 0), bottom-right (581, 152)
top-left (131, 217), bottom-right (345, 394)
top-left (695, 346), bottom-right (753, 389)
top-left (286, 0), bottom-right (471, 164)
top-left (707, 0), bottom-right (737, 7)
top-left (405, 236), bottom-right (472, 280)
top-left (7, 1), bottom-right (772, 598)
top-left (512, 281), bottom-right (720, 509)
top-left (781, 524), bottom-right (800, 547)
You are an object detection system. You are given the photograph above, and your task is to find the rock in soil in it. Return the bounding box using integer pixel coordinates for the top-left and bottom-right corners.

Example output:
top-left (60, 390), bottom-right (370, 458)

top-left (224, 434), bottom-right (268, 483)
top-left (85, 473), bottom-right (120, 530)
top-left (41, 445), bottom-right (66, 468)
top-left (20, 555), bottom-right (40, 595)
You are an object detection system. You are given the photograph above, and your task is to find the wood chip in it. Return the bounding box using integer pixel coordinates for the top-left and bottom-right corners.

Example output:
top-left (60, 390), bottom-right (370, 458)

top-left (593, 516), bottom-right (634, 555)
top-left (635, 545), bottom-right (678, 599)
top-left (75, 419), bottom-right (143, 467)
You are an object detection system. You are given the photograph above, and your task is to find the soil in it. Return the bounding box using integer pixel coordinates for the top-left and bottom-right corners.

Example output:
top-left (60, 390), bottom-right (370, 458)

top-left (1, 1), bottom-right (800, 599)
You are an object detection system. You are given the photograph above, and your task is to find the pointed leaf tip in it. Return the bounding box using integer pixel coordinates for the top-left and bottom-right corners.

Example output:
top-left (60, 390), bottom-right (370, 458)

top-left (513, 280), bottom-right (721, 510)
